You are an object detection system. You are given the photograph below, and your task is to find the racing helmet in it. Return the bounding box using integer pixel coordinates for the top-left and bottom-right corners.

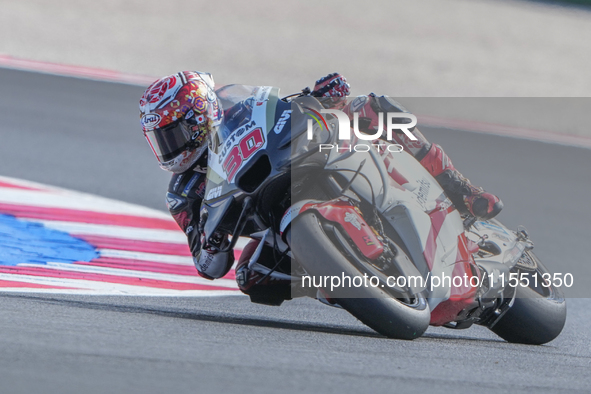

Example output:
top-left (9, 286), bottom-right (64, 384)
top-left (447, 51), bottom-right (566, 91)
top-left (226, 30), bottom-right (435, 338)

top-left (139, 71), bottom-right (222, 173)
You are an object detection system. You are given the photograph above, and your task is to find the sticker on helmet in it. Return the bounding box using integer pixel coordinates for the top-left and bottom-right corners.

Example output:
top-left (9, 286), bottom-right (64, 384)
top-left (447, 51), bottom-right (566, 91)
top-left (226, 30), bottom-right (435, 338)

top-left (192, 131), bottom-right (205, 147)
top-left (145, 75), bottom-right (178, 104)
top-left (141, 113), bottom-right (162, 129)
top-left (194, 97), bottom-right (207, 111)
top-left (186, 110), bottom-right (194, 119)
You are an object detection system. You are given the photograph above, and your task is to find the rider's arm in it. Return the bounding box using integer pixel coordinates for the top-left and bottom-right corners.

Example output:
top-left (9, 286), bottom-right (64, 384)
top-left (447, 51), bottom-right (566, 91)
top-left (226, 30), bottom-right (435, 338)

top-left (343, 93), bottom-right (431, 159)
top-left (166, 156), bottom-right (235, 280)
top-left (310, 73), bottom-right (431, 159)
top-left (166, 168), bottom-right (206, 258)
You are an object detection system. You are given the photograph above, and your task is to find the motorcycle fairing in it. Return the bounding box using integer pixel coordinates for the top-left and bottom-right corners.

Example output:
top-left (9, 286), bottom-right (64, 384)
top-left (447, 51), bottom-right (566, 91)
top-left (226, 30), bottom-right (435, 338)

top-left (206, 86), bottom-right (276, 191)
top-left (301, 198), bottom-right (385, 260)
top-left (322, 139), bottom-right (479, 321)
top-left (202, 85), bottom-right (294, 241)
top-left (279, 198), bottom-right (385, 260)
top-left (468, 219), bottom-right (529, 269)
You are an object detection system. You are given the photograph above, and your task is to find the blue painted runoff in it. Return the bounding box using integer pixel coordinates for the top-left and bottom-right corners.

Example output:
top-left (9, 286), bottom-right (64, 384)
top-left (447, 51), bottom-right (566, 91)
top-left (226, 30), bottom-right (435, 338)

top-left (0, 214), bottom-right (98, 266)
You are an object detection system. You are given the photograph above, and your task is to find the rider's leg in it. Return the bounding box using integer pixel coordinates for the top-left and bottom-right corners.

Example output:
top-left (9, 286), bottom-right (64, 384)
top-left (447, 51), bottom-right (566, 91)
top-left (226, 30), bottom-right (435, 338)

top-left (344, 96), bottom-right (502, 219)
top-left (417, 143), bottom-right (503, 220)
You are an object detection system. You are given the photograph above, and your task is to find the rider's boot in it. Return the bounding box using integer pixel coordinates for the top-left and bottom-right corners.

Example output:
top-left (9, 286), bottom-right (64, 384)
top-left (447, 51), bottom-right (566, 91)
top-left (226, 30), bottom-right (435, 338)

top-left (419, 144), bottom-right (503, 220)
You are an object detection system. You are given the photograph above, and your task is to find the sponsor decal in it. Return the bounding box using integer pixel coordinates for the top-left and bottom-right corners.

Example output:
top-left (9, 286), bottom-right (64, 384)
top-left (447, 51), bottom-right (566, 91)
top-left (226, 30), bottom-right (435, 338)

top-left (438, 197), bottom-right (453, 211)
top-left (212, 99), bottom-right (221, 123)
top-left (182, 173), bottom-right (202, 197)
top-left (344, 211), bottom-right (362, 230)
top-left (198, 252), bottom-right (215, 272)
top-left (206, 185), bottom-right (223, 200)
top-left (218, 120), bottom-right (257, 163)
top-left (273, 110), bottom-right (292, 134)
top-left (173, 174), bottom-right (183, 192)
top-left (362, 235), bottom-right (375, 246)
top-left (185, 110), bottom-right (194, 119)
top-left (195, 181), bottom-right (206, 198)
top-left (141, 113), bottom-right (161, 129)
top-left (235, 120), bottom-right (256, 138)
top-left (222, 128), bottom-right (265, 182)
top-left (415, 178), bottom-right (431, 207)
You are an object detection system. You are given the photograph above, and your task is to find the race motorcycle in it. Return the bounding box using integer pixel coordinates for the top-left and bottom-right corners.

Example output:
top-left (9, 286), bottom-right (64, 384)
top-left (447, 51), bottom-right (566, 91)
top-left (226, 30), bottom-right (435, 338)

top-left (200, 84), bottom-right (566, 344)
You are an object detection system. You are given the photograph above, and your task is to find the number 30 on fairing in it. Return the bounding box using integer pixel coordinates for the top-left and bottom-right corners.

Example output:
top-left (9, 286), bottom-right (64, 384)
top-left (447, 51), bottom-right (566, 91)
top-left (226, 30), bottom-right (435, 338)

top-left (222, 127), bottom-right (265, 182)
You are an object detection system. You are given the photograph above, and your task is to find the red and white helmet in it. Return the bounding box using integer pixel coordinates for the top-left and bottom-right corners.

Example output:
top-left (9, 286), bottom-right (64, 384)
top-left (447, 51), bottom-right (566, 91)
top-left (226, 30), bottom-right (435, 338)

top-left (139, 71), bottom-right (222, 173)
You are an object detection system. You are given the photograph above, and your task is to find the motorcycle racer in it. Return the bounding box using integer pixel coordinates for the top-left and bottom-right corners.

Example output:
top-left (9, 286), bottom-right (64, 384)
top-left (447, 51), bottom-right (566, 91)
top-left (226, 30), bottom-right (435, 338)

top-left (138, 71), bottom-right (503, 303)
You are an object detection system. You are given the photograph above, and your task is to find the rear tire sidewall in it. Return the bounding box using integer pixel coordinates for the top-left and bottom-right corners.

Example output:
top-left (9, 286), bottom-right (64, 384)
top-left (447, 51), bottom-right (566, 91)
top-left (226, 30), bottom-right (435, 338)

top-left (489, 252), bottom-right (567, 345)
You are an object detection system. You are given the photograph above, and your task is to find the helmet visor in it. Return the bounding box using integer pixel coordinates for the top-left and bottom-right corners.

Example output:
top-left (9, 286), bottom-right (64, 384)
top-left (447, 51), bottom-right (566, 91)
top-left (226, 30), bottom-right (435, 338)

top-left (144, 121), bottom-right (195, 163)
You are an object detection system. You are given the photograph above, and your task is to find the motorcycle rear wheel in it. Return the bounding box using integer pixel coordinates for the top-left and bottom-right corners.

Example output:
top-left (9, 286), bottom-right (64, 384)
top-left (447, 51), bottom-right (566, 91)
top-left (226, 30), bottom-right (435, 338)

top-left (489, 250), bottom-right (566, 345)
top-left (287, 211), bottom-right (430, 340)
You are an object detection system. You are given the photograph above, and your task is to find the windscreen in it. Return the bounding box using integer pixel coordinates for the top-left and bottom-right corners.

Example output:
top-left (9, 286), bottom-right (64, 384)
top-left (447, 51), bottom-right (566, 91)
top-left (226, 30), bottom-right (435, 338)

top-left (212, 85), bottom-right (259, 146)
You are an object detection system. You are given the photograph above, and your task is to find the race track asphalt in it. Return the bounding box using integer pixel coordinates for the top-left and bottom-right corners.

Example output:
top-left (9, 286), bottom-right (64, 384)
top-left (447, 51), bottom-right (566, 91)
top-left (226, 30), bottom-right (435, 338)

top-left (1, 68), bottom-right (590, 394)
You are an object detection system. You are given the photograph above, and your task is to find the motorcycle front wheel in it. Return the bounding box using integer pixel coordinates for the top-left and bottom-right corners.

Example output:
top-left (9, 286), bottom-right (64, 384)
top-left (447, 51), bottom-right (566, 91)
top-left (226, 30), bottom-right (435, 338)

top-left (286, 211), bottom-right (430, 340)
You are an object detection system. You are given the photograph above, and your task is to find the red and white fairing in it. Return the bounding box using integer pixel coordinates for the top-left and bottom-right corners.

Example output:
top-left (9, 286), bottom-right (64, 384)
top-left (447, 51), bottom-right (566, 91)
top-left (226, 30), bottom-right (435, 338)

top-left (282, 137), bottom-right (479, 325)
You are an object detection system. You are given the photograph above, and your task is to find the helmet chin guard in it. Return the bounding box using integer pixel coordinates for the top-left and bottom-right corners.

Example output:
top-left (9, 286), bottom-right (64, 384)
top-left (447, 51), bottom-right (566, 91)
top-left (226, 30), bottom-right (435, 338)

top-left (158, 143), bottom-right (207, 173)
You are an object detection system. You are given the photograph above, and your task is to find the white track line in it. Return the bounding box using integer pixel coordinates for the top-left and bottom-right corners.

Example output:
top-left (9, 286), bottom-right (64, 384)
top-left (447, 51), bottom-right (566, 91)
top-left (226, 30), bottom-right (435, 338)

top-left (0, 288), bottom-right (243, 296)
top-left (28, 220), bottom-right (186, 244)
top-left (0, 271), bottom-right (241, 296)
top-left (17, 262), bottom-right (238, 289)
top-left (98, 249), bottom-right (195, 265)
top-left (0, 185), bottom-right (171, 219)
top-left (0, 272), bottom-right (192, 293)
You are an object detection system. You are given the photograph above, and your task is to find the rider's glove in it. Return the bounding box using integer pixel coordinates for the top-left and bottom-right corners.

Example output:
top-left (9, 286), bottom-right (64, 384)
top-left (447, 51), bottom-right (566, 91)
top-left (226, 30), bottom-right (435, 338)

top-left (194, 232), bottom-right (235, 280)
top-left (311, 73), bottom-right (351, 98)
